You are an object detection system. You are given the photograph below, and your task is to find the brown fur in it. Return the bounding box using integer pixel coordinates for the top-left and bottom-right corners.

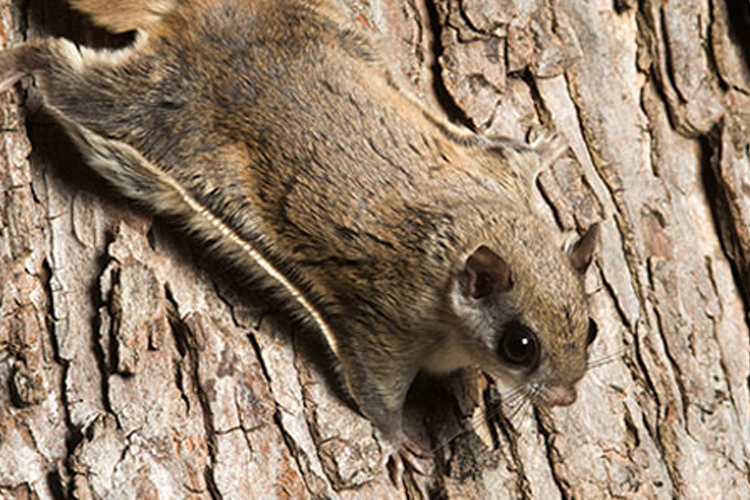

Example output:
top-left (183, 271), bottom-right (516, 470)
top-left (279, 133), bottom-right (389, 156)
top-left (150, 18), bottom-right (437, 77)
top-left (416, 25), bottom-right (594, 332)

top-left (0, 0), bottom-right (598, 471)
top-left (69, 0), bottom-right (177, 32)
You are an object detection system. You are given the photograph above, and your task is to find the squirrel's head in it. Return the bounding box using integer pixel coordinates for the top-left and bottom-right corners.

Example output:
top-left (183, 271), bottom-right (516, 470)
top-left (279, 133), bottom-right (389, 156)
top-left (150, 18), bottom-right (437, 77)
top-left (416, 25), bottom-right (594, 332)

top-left (450, 222), bottom-right (600, 407)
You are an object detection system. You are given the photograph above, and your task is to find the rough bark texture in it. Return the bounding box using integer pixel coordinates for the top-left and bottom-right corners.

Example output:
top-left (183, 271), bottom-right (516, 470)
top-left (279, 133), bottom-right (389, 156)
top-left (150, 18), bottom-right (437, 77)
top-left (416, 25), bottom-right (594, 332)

top-left (1, 0), bottom-right (749, 499)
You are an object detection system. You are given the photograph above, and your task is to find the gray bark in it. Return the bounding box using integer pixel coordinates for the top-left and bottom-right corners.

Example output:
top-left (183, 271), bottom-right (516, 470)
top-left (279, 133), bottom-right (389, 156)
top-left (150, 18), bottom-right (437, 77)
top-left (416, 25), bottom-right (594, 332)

top-left (0, 0), bottom-right (749, 498)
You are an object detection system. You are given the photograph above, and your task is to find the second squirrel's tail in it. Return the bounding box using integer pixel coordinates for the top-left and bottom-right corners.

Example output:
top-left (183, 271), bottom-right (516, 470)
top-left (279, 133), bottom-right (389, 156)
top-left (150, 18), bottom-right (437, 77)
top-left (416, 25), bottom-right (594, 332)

top-left (69, 0), bottom-right (177, 33)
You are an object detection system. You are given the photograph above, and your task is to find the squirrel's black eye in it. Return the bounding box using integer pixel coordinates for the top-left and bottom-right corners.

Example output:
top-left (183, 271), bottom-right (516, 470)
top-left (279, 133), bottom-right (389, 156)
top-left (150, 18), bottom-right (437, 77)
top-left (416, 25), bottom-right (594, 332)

top-left (498, 322), bottom-right (540, 369)
top-left (587, 319), bottom-right (598, 346)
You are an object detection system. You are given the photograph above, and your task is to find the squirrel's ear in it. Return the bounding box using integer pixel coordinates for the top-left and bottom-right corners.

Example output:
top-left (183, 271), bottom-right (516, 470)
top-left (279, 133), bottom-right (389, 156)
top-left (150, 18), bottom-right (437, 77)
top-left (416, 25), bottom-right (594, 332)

top-left (462, 246), bottom-right (513, 299)
top-left (567, 223), bottom-right (600, 273)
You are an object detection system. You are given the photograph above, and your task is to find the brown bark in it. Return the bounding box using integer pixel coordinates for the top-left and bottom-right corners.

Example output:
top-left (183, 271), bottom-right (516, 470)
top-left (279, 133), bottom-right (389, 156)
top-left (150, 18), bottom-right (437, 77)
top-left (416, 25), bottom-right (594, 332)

top-left (1, 0), bottom-right (749, 499)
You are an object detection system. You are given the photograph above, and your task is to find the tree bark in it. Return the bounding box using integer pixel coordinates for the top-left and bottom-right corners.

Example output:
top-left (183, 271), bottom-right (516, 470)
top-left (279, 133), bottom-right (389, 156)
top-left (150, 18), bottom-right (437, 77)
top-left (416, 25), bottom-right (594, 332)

top-left (1, 0), bottom-right (749, 499)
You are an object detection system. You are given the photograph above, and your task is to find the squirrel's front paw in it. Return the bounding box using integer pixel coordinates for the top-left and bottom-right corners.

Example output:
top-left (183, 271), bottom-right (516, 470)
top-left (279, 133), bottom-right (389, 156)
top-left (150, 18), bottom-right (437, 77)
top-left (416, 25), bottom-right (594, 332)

top-left (379, 433), bottom-right (432, 488)
top-left (529, 129), bottom-right (569, 169)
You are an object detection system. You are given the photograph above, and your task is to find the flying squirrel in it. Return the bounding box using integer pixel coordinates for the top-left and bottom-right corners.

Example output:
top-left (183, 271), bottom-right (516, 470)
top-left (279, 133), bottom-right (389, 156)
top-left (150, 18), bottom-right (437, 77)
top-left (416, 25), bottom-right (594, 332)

top-left (0, 0), bottom-right (600, 483)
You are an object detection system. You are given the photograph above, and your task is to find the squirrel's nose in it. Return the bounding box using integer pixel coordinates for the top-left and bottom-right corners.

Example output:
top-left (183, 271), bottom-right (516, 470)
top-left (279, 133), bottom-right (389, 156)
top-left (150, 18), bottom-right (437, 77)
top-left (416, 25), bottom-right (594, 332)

top-left (539, 385), bottom-right (577, 407)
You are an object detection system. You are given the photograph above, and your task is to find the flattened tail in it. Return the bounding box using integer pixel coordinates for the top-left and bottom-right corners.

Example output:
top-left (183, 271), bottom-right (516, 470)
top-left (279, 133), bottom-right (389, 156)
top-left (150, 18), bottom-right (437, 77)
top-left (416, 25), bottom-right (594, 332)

top-left (68, 0), bottom-right (177, 33)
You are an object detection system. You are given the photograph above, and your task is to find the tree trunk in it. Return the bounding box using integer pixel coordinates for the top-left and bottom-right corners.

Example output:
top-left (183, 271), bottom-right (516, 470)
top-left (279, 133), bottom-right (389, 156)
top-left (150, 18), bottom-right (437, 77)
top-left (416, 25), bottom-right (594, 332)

top-left (1, 0), bottom-right (749, 498)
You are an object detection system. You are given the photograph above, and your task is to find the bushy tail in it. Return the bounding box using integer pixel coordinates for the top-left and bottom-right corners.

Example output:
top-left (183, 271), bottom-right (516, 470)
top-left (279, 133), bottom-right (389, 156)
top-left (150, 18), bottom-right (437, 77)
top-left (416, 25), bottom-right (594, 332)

top-left (68, 0), bottom-right (177, 33)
